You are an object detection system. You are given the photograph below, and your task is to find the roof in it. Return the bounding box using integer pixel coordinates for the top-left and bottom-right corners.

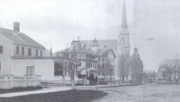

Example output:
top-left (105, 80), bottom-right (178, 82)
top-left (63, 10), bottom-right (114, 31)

top-left (11, 56), bottom-right (76, 61)
top-left (0, 27), bottom-right (45, 49)
top-left (91, 48), bottom-right (116, 57)
top-left (78, 58), bottom-right (97, 62)
top-left (76, 39), bottom-right (118, 55)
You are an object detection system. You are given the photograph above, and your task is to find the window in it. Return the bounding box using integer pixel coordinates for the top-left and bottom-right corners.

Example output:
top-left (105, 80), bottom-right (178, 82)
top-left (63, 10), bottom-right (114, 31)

top-left (54, 63), bottom-right (63, 76)
top-left (16, 46), bottom-right (19, 54)
top-left (40, 50), bottom-right (42, 57)
top-left (28, 48), bottom-right (31, 56)
top-left (22, 47), bottom-right (24, 55)
top-left (27, 66), bottom-right (35, 77)
top-left (0, 46), bottom-right (3, 54)
top-left (36, 49), bottom-right (38, 57)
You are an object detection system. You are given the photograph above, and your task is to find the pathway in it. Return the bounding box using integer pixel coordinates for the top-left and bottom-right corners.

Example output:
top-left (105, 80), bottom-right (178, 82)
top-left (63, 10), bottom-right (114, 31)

top-left (0, 87), bottom-right (72, 98)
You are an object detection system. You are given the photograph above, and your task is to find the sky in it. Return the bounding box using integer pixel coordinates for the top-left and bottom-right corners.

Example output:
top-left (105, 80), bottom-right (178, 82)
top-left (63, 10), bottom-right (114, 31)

top-left (0, 0), bottom-right (179, 71)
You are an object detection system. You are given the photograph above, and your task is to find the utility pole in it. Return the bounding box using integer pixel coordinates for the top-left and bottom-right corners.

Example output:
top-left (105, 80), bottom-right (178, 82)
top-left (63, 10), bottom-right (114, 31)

top-left (96, 62), bottom-right (99, 89)
top-left (63, 60), bottom-right (65, 86)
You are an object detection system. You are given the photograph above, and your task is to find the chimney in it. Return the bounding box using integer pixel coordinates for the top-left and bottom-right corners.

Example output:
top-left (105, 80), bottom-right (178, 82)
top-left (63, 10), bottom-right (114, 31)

top-left (50, 47), bottom-right (52, 56)
top-left (14, 22), bottom-right (20, 32)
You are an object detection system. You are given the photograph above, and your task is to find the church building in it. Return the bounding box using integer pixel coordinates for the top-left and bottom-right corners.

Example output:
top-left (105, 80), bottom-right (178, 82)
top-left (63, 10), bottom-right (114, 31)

top-left (60, 0), bottom-right (144, 83)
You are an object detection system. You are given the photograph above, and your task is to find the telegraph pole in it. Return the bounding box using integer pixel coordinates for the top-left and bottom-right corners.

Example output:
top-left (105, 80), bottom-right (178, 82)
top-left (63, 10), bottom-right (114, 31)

top-left (96, 62), bottom-right (99, 89)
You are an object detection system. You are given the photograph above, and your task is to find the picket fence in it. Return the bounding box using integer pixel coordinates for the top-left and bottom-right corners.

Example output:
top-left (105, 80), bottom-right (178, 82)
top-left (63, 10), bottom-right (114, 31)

top-left (0, 75), bottom-right (41, 89)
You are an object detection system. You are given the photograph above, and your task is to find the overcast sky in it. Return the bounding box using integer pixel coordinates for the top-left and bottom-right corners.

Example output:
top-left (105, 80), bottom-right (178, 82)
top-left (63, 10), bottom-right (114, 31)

top-left (0, 0), bottom-right (180, 71)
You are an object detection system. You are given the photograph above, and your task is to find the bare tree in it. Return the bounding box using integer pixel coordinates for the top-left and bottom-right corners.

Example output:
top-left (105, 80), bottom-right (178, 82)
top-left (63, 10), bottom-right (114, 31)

top-left (117, 55), bottom-right (124, 85)
top-left (69, 42), bottom-right (87, 88)
top-left (101, 63), bottom-right (108, 81)
top-left (159, 59), bottom-right (175, 82)
top-left (109, 66), bottom-right (114, 86)
top-left (159, 65), bottom-right (167, 80)
top-left (67, 62), bottom-right (76, 89)
top-left (117, 54), bottom-right (130, 85)
top-left (124, 57), bottom-right (130, 82)
top-left (164, 64), bottom-right (173, 82)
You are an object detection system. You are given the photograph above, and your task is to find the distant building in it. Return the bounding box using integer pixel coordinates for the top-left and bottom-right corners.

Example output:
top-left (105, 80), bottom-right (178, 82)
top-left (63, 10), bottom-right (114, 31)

top-left (60, 38), bottom-right (116, 81)
top-left (156, 70), bottom-right (163, 81)
top-left (90, 39), bottom-right (116, 81)
top-left (146, 71), bottom-right (156, 82)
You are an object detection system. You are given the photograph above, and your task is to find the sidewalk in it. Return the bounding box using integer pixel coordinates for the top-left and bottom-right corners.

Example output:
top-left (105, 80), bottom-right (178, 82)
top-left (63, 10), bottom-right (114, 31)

top-left (76, 84), bottom-right (115, 89)
top-left (0, 87), bottom-right (72, 98)
top-left (76, 83), bottom-right (142, 89)
top-left (0, 84), bottom-right (129, 98)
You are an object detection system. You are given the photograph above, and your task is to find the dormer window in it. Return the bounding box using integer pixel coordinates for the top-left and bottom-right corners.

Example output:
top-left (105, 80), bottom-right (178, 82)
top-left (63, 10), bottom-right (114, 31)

top-left (0, 46), bottom-right (3, 54)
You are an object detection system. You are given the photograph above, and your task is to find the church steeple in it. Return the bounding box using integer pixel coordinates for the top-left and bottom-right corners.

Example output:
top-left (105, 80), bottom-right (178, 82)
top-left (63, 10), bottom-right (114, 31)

top-left (121, 0), bottom-right (128, 29)
top-left (117, 0), bottom-right (130, 57)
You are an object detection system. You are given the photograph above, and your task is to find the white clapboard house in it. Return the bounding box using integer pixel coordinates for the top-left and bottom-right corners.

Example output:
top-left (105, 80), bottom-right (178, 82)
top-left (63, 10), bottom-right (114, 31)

top-left (0, 22), bottom-right (77, 89)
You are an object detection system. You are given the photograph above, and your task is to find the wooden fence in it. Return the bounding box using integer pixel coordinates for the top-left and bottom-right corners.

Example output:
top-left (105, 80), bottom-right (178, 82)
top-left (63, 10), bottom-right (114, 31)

top-left (41, 79), bottom-right (89, 87)
top-left (0, 75), bottom-right (41, 89)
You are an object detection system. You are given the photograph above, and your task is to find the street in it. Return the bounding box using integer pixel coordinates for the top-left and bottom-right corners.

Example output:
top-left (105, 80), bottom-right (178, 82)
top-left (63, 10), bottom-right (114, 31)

top-left (92, 83), bottom-right (180, 102)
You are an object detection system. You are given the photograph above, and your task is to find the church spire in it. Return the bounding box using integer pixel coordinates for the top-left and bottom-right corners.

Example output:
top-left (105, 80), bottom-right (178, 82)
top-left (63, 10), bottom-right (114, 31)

top-left (121, 0), bottom-right (128, 29)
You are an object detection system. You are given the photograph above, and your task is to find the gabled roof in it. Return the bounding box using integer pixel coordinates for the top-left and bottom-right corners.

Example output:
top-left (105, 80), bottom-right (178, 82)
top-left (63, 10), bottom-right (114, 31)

top-left (0, 27), bottom-right (45, 49)
top-left (75, 39), bottom-right (118, 55)
top-left (91, 48), bottom-right (116, 58)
